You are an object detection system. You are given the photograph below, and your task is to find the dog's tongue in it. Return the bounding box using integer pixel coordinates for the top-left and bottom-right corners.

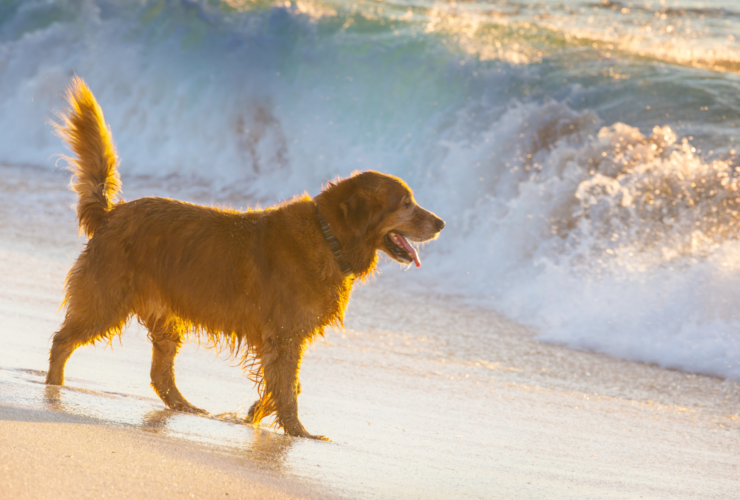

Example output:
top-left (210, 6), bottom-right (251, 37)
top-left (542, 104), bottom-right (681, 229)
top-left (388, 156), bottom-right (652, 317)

top-left (395, 233), bottom-right (421, 267)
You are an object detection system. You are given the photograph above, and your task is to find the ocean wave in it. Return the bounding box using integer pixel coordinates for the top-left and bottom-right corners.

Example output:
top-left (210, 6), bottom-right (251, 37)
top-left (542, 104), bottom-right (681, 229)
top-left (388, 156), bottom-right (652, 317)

top-left (421, 98), bottom-right (740, 379)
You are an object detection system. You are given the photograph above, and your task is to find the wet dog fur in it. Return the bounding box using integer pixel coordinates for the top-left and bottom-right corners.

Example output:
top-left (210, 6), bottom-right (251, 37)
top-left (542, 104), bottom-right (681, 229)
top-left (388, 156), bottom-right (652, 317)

top-left (45, 77), bottom-right (445, 439)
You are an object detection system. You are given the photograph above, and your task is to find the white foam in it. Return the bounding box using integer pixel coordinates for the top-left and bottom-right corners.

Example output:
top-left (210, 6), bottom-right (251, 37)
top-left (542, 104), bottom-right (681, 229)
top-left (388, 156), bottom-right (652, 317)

top-left (420, 101), bottom-right (740, 379)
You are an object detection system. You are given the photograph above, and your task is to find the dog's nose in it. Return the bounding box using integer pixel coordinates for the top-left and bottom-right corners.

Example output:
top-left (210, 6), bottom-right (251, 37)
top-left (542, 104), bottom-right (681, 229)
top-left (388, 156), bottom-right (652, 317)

top-left (435, 217), bottom-right (445, 230)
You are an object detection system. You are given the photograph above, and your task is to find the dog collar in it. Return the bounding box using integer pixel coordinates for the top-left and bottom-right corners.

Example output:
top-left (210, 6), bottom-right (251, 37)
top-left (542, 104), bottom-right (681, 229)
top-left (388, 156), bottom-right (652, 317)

top-left (315, 204), bottom-right (353, 277)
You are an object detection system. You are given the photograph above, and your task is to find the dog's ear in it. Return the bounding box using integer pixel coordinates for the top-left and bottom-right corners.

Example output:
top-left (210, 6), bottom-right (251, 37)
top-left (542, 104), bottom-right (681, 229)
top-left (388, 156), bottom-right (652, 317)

top-left (341, 191), bottom-right (377, 236)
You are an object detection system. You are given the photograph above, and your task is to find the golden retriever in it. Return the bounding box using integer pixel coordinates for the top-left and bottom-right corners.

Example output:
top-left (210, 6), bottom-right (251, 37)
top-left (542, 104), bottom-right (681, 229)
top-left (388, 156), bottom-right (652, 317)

top-left (46, 77), bottom-right (445, 439)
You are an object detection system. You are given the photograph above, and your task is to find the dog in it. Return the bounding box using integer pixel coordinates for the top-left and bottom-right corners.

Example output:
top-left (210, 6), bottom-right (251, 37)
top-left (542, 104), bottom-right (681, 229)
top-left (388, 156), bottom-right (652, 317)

top-left (46, 77), bottom-right (445, 440)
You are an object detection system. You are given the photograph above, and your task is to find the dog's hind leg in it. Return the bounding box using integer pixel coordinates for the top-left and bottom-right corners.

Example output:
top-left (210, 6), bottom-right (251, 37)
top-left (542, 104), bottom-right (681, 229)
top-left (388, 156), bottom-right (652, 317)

top-left (47, 312), bottom-right (127, 385)
top-left (46, 291), bottom-right (130, 385)
top-left (47, 316), bottom-right (88, 385)
top-left (146, 319), bottom-right (206, 414)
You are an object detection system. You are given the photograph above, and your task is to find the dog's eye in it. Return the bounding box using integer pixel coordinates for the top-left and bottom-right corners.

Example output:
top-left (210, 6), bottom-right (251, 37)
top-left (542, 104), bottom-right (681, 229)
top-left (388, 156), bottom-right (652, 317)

top-left (404, 201), bottom-right (411, 209)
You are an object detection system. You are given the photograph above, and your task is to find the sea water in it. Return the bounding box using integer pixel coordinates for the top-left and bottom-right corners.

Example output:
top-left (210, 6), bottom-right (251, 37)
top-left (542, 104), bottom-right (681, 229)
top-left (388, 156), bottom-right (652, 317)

top-left (1, 0), bottom-right (739, 380)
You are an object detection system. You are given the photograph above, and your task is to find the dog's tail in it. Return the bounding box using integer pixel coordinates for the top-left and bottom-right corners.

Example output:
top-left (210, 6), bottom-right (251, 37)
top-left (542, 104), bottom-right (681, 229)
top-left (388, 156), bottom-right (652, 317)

top-left (54, 76), bottom-right (121, 238)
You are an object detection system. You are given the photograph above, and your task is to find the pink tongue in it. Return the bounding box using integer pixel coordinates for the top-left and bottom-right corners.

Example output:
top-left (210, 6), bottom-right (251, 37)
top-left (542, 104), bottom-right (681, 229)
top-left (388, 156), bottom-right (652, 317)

top-left (394, 233), bottom-right (421, 267)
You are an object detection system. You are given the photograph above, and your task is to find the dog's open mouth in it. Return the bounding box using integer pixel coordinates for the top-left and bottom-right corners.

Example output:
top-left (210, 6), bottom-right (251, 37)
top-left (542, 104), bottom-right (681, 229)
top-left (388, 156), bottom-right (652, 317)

top-left (385, 232), bottom-right (421, 267)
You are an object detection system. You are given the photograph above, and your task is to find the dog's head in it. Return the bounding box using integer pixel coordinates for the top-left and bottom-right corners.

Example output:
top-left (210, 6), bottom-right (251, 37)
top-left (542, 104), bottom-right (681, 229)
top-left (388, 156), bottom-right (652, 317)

top-left (327, 171), bottom-right (445, 268)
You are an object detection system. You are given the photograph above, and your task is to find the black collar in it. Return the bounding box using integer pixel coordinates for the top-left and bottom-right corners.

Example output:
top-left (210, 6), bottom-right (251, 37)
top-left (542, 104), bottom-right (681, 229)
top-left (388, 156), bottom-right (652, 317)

top-left (315, 203), bottom-right (353, 277)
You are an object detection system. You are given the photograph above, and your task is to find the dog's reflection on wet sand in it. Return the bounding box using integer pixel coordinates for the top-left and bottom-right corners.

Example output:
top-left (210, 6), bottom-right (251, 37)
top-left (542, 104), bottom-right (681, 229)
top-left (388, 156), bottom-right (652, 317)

top-left (139, 407), bottom-right (298, 472)
top-left (42, 385), bottom-right (67, 413)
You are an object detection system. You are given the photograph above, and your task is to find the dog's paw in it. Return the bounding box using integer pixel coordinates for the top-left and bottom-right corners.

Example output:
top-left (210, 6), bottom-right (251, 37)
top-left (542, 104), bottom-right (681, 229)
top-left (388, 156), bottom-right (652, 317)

top-left (170, 401), bottom-right (208, 415)
top-left (282, 419), bottom-right (330, 441)
top-left (307, 434), bottom-right (331, 442)
top-left (287, 430), bottom-right (331, 441)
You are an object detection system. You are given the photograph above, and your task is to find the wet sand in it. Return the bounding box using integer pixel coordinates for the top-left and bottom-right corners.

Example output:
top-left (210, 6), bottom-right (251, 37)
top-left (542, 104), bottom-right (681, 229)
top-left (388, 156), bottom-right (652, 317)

top-left (0, 405), bottom-right (329, 500)
top-left (1, 164), bottom-right (739, 499)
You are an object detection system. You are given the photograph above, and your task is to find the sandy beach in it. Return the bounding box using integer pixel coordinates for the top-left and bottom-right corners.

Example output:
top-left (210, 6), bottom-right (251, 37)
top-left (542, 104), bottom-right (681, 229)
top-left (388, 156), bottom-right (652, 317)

top-left (1, 164), bottom-right (739, 499)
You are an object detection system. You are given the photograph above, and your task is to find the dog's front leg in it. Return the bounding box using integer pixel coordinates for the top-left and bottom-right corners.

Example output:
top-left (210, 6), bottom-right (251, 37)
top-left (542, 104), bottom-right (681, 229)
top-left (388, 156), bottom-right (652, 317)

top-left (258, 336), bottom-right (328, 441)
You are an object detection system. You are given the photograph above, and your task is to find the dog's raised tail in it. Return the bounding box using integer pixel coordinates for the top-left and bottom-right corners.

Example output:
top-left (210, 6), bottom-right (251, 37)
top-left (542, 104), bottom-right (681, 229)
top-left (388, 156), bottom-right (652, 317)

top-left (54, 76), bottom-right (121, 238)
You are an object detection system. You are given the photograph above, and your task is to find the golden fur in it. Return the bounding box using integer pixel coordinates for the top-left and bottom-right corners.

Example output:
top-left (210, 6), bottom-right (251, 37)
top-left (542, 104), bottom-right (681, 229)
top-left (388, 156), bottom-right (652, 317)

top-left (46, 77), bottom-right (445, 439)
